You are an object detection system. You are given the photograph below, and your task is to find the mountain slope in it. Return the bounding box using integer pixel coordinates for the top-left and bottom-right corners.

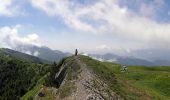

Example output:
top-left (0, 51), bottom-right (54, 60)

top-left (24, 55), bottom-right (170, 100)
top-left (0, 48), bottom-right (49, 64)
top-left (28, 56), bottom-right (121, 100)
top-left (80, 56), bottom-right (170, 100)
top-left (1, 51), bottom-right (168, 100)
top-left (0, 50), bottom-right (51, 100)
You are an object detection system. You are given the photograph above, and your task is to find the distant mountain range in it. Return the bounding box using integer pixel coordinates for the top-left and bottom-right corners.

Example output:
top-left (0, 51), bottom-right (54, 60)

top-left (90, 53), bottom-right (154, 66)
top-left (129, 49), bottom-right (170, 66)
top-left (2, 44), bottom-right (170, 66)
top-left (13, 45), bottom-right (71, 62)
top-left (89, 53), bottom-right (170, 66)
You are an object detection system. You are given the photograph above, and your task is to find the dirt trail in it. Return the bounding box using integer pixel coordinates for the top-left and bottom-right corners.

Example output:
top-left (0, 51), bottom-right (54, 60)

top-left (59, 56), bottom-right (120, 100)
top-left (74, 56), bottom-right (104, 100)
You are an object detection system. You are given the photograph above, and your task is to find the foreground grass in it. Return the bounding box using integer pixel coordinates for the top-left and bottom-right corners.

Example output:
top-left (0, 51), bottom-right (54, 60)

top-left (21, 75), bottom-right (47, 100)
top-left (80, 55), bottom-right (170, 100)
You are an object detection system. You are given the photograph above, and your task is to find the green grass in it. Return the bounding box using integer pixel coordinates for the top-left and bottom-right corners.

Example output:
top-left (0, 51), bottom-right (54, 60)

top-left (21, 72), bottom-right (59, 100)
top-left (57, 57), bottom-right (80, 98)
top-left (58, 81), bottom-right (75, 98)
top-left (120, 66), bottom-right (170, 100)
top-left (80, 55), bottom-right (170, 100)
top-left (21, 75), bottom-right (47, 100)
top-left (21, 56), bottom-right (80, 100)
top-left (34, 86), bottom-right (56, 100)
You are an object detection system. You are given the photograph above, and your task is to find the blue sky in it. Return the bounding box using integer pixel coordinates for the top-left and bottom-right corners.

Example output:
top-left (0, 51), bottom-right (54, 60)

top-left (0, 0), bottom-right (170, 55)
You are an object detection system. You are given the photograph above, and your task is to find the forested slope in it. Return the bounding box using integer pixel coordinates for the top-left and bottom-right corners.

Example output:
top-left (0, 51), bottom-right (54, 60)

top-left (0, 49), bottom-right (51, 100)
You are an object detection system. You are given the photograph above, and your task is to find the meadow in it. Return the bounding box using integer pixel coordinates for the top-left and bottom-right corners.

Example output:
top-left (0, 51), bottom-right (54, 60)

top-left (80, 55), bottom-right (170, 100)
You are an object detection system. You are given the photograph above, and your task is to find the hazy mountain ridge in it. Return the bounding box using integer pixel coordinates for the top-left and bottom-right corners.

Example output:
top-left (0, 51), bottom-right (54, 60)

top-left (90, 53), bottom-right (156, 66)
top-left (5, 44), bottom-right (170, 66)
top-left (0, 48), bottom-right (49, 64)
top-left (130, 49), bottom-right (170, 66)
top-left (13, 45), bottom-right (71, 62)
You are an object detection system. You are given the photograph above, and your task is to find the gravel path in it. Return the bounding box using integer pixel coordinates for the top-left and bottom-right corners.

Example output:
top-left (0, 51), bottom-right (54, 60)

top-left (74, 56), bottom-right (105, 100)
top-left (59, 56), bottom-right (121, 100)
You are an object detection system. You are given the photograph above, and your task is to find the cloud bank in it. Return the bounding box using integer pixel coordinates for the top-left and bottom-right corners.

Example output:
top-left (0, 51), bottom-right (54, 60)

top-left (31, 0), bottom-right (170, 50)
top-left (0, 25), bottom-right (41, 48)
top-left (0, 0), bottom-right (170, 56)
top-left (0, 0), bottom-right (22, 16)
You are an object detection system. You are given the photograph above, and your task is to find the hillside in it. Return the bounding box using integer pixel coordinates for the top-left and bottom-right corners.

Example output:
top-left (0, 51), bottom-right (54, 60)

top-left (22, 55), bottom-right (170, 100)
top-left (0, 48), bottom-right (49, 64)
top-left (80, 56), bottom-right (170, 100)
top-left (0, 50), bottom-right (169, 100)
top-left (0, 50), bottom-right (51, 100)
top-left (22, 56), bottom-right (122, 100)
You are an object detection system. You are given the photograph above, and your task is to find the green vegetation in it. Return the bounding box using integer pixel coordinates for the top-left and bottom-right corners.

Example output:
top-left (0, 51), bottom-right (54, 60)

top-left (1, 48), bottom-right (169, 100)
top-left (0, 50), bottom-right (51, 100)
top-left (57, 57), bottom-right (80, 98)
top-left (21, 74), bottom-right (49, 100)
top-left (44, 57), bottom-right (67, 87)
top-left (80, 55), bottom-right (170, 100)
top-left (24, 57), bottom-right (80, 99)
top-left (21, 57), bottom-right (69, 100)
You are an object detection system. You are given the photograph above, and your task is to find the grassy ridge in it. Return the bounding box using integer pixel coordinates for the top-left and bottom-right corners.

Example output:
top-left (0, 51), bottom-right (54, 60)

top-left (57, 57), bottom-right (80, 98)
top-left (80, 55), bottom-right (170, 100)
top-left (22, 56), bottom-right (81, 99)
top-left (21, 76), bottom-right (46, 100)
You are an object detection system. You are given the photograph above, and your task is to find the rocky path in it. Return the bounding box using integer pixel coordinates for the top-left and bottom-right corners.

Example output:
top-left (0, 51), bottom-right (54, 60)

top-left (74, 56), bottom-right (104, 100)
top-left (58, 56), bottom-right (121, 100)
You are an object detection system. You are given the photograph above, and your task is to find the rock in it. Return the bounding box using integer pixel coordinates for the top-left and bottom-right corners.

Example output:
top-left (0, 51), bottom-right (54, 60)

top-left (38, 92), bottom-right (45, 97)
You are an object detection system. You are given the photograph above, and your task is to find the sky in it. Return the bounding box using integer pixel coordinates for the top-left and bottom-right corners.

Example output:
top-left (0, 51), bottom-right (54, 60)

top-left (0, 0), bottom-right (170, 55)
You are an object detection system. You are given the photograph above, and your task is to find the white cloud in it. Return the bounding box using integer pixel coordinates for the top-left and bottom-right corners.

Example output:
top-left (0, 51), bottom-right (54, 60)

top-left (96, 45), bottom-right (111, 50)
top-left (25, 51), bottom-right (31, 55)
top-left (31, 0), bottom-right (96, 33)
top-left (24, 51), bottom-right (40, 56)
top-left (0, 25), bottom-right (41, 48)
top-left (33, 51), bottom-right (39, 56)
top-left (139, 0), bottom-right (165, 17)
top-left (0, 0), bottom-right (21, 16)
top-left (107, 58), bottom-right (117, 62)
top-left (30, 0), bottom-right (170, 49)
top-left (95, 44), bottom-right (134, 56)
